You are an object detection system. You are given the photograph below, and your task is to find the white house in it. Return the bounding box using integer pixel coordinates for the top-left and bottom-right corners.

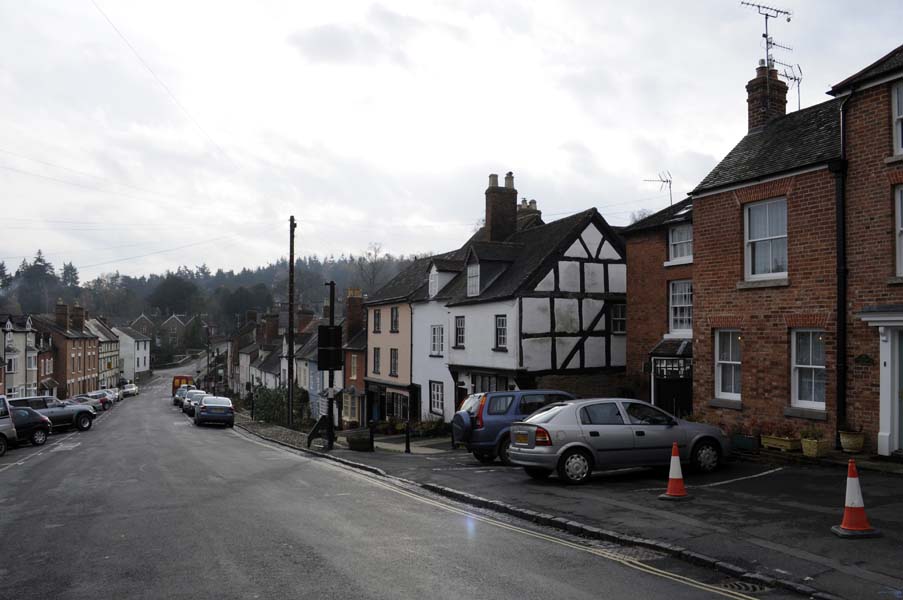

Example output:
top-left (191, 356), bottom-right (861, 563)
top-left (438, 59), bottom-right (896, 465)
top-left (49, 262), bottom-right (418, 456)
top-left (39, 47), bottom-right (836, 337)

top-left (2, 314), bottom-right (37, 398)
top-left (113, 326), bottom-right (151, 382)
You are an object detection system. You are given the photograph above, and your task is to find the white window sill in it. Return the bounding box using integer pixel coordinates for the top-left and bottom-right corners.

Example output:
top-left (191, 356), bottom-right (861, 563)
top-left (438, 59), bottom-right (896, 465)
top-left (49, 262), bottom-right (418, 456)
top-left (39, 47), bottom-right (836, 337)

top-left (663, 257), bottom-right (693, 267)
top-left (663, 332), bottom-right (692, 340)
top-left (884, 154), bottom-right (903, 165)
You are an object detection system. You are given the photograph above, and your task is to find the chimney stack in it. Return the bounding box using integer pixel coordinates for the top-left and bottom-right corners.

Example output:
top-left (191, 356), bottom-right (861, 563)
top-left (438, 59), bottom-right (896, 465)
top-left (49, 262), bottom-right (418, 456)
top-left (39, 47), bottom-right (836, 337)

top-left (485, 171), bottom-right (518, 242)
top-left (747, 59), bottom-right (788, 131)
top-left (345, 288), bottom-right (364, 338)
top-left (55, 300), bottom-right (70, 330)
top-left (71, 303), bottom-right (85, 331)
top-left (296, 307), bottom-right (315, 334)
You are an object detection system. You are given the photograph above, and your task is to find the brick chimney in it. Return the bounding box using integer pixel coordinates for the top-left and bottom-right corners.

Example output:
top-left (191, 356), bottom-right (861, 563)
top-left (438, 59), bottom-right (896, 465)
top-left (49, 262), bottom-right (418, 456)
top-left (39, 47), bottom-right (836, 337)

top-left (264, 313), bottom-right (279, 343)
top-left (485, 171), bottom-right (518, 242)
top-left (245, 310), bottom-right (258, 325)
top-left (344, 288), bottom-right (364, 338)
top-left (71, 303), bottom-right (85, 331)
top-left (747, 60), bottom-right (788, 131)
top-left (296, 307), bottom-right (315, 334)
top-left (55, 300), bottom-right (70, 330)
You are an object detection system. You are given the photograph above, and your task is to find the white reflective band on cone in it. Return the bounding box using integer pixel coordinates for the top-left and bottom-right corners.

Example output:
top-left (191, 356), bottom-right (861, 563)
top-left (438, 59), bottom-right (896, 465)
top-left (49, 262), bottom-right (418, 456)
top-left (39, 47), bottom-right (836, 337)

top-left (845, 477), bottom-right (865, 508)
top-left (669, 455), bottom-right (682, 480)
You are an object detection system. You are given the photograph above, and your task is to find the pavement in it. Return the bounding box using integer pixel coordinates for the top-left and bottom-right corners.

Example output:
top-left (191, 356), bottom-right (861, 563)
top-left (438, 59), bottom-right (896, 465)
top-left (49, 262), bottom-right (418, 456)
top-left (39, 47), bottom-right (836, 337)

top-left (269, 425), bottom-right (903, 600)
top-left (0, 368), bottom-right (786, 600)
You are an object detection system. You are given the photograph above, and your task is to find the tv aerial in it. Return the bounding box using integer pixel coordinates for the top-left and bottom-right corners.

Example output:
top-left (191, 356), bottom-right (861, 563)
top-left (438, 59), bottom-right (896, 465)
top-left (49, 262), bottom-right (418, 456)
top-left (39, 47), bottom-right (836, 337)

top-left (643, 171), bottom-right (673, 206)
top-left (741, 2), bottom-right (801, 110)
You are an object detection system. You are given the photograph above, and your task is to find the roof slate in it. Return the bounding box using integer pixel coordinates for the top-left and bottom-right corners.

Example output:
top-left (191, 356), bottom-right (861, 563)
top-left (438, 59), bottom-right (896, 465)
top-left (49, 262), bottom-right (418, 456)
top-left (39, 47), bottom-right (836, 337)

top-left (831, 43), bottom-right (903, 94)
top-left (113, 326), bottom-right (150, 342)
top-left (650, 337), bottom-right (693, 358)
top-left (343, 329), bottom-right (367, 351)
top-left (622, 197), bottom-right (693, 235)
top-left (693, 97), bottom-right (843, 195)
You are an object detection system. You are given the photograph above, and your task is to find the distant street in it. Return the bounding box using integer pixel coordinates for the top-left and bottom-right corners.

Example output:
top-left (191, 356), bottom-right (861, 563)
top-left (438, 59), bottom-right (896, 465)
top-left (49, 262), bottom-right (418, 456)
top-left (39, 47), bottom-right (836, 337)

top-left (0, 368), bottom-right (787, 600)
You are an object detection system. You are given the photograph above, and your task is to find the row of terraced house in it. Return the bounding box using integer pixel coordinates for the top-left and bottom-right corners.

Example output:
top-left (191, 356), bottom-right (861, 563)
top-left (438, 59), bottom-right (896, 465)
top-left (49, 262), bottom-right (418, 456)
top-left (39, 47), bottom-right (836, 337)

top-left (0, 300), bottom-right (151, 400)
top-left (227, 45), bottom-right (903, 457)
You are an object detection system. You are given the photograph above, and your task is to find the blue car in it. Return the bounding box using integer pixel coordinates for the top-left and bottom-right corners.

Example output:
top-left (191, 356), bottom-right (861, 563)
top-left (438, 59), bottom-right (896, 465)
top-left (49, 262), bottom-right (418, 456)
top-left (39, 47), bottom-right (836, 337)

top-left (193, 396), bottom-right (235, 427)
top-left (451, 389), bottom-right (576, 465)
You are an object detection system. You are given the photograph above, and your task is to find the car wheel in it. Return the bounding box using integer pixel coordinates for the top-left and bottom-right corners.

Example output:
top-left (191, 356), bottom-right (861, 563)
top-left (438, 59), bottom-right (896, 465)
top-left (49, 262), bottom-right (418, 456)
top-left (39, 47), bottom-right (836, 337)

top-left (75, 414), bottom-right (93, 431)
top-left (473, 451), bottom-right (496, 464)
top-left (691, 440), bottom-right (721, 473)
top-left (0, 435), bottom-right (6, 457)
top-left (557, 448), bottom-right (593, 485)
top-left (193, 418), bottom-right (200, 426)
top-left (524, 467), bottom-right (552, 480)
top-left (31, 429), bottom-right (48, 446)
top-left (227, 422), bottom-right (234, 428)
top-left (497, 436), bottom-right (513, 466)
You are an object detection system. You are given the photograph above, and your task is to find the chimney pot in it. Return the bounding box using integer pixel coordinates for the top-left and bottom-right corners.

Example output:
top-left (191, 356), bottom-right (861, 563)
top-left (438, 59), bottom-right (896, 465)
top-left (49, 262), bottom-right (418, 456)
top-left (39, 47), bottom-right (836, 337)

top-left (504, 171), bottom-right (514, 188)
top-left (529, 199), bottom-right (537, 210)
top-left (485, 170), bottom-right (518, 241)
top-left (488, 173), bottom-right (499, 187)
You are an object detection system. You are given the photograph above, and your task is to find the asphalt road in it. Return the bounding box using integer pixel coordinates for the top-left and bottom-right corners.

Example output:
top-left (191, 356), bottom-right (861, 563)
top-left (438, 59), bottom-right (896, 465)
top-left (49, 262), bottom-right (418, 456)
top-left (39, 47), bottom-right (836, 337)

top-left (0, 371), bottom-right (792, 600)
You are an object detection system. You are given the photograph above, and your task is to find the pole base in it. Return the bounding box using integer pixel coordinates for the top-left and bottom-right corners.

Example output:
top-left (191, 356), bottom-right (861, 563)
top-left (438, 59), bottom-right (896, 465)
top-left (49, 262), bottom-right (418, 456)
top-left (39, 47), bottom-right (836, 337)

top-left (831, 525), bottom-right (882, 538)
top-left (659, 493), bottom-right (691, 501)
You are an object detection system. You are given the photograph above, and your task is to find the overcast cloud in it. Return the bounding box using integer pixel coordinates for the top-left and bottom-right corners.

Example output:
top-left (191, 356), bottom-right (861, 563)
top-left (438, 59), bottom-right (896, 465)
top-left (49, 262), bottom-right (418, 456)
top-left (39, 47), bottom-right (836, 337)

top-left (1, 0), bottom-right (900, 278)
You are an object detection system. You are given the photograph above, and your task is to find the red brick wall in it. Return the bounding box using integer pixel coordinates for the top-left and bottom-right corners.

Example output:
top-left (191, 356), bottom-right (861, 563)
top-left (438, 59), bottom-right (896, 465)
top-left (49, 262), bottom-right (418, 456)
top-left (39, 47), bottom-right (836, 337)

top-left (625, 228), bottom-right (693, 399)
top-left (692, 168), bottom-right (838, 435)
top-left (845, 83), bottom-right (903, 444)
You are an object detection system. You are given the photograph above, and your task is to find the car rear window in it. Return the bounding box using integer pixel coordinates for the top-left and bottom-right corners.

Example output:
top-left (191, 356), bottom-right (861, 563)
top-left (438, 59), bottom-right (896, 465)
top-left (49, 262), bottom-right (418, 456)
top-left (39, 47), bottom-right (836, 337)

top-left (487, 395), bottom-right (514, 415)
top-left (205, 398), bottom-right (232, 407)
top-left (524, 404), bottom-right (567, 424)
top-left (460, 395), bottom-right (482, 413)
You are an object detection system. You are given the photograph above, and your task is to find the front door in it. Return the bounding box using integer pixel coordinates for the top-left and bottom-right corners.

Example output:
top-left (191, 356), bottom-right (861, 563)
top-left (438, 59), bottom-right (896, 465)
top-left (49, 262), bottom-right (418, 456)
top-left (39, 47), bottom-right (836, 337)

top-left (652, 358), bottom-right (693, 418)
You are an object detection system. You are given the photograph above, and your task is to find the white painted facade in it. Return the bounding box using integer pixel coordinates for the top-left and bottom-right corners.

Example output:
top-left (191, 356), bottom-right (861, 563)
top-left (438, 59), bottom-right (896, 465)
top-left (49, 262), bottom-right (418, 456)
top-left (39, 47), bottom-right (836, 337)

top-left (112, 328), bottom-right (149, 382)
top-left (411, 297), bottom-right (457, 422)
top-left (447, 299), bottom-right (520, 396)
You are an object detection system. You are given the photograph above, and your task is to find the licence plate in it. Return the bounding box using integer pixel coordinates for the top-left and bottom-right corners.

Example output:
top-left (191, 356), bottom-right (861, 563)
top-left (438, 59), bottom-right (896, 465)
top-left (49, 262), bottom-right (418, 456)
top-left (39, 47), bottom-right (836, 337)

top-left (514, 431), bottom-right (528, 445)
top-left (210, 408), bottom-right (223, 413)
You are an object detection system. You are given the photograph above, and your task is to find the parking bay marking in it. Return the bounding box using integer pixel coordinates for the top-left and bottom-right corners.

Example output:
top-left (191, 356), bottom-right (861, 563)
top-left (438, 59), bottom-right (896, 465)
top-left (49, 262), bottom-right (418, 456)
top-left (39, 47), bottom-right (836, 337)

top-left (633, 467), bottom-right (784, 492)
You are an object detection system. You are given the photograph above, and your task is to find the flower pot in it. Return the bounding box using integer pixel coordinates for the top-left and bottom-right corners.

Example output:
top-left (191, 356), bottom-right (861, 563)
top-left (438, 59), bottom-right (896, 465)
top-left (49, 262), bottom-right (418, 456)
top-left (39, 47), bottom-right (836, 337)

top-left (839, 431), bottom-right (865, 454)
top-left (731, 433), bottom-right (760, 452)
top-left (760, 434), bottom-right (801, 452)
top-left (801, 438), bottom-right (831, 458)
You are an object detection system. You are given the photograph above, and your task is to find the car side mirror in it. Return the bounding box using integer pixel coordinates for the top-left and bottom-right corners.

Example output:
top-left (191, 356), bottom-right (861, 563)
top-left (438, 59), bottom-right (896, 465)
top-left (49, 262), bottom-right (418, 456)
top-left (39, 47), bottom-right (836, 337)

top-left (668, 419), bottom-right (678, 427)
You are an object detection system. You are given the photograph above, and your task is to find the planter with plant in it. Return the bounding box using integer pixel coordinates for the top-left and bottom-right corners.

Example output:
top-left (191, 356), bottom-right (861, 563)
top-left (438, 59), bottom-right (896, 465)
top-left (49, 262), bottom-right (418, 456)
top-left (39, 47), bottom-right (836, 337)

top-left (760, 422), bottom-right (800, 452)
top-left (838, 422), bottom-right (865, 454)
top-left (800, 425), bottom-right (831, 458)
top-left (729, 418), bottom-right (760, 452)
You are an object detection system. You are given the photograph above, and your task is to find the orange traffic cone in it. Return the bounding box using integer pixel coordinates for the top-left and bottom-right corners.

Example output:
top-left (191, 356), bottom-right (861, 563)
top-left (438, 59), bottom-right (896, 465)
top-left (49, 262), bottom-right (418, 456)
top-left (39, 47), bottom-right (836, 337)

top-left (831, 459), bottom-right (881, 538)
top-left (659, 442), bottom-right (689, 501)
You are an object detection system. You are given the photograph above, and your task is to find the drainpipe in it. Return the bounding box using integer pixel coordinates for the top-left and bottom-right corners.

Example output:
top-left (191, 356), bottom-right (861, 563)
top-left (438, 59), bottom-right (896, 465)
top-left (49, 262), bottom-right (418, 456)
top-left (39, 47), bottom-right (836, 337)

top-left (830, 90), bottom-right (854, 446)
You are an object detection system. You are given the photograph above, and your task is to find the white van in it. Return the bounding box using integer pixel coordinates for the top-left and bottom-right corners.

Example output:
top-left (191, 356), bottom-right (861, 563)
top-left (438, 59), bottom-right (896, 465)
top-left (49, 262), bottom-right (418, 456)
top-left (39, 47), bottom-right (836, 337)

top-left (0, 395), bottom-right (19, 456)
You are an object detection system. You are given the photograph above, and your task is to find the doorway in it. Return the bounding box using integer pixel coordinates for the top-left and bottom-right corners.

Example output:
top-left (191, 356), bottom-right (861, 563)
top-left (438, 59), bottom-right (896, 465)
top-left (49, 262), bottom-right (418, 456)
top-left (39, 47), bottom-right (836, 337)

top-left (651, 358), bottom-right (693, 418)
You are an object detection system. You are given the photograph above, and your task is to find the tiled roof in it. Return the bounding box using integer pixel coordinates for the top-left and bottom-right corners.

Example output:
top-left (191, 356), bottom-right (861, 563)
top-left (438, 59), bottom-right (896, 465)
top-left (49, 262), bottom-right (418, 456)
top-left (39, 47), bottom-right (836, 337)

top-left (343, 329), bottom-right (367, 351)
top-left (366, 256), bottom-right (436, 305)
top-left (692, 97), bottom-right (843, 195)
top-left (85, 319), bottom-right (118, 343)
top-left (33, 314), bottom-right (98, 340)
top-left (259, 350), bottom-right (283, 375)
top-left (0, 314), bottom-right (31, 331)
top-left (650, 337), bottom-right (693, 358)
top-left (432, 258), bottom-right (464, 272)
top-left (831, 43), bottom-right (903, 95)
top-left (469, 241), bottom-right (523, 262)
top-left (622, 197), bottom-right (693, 235)
top-left (112, 326), bottom-right (150, 341)
top-left (239, 343), bottom-right (259, 354)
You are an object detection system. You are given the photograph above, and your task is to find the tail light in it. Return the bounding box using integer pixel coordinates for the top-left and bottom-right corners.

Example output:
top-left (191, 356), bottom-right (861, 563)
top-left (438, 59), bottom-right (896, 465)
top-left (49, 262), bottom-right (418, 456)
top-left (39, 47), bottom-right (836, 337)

top-left (475, 394), bottom-right (486, 429)
top-left (534, 427), bottom-right (552, 446)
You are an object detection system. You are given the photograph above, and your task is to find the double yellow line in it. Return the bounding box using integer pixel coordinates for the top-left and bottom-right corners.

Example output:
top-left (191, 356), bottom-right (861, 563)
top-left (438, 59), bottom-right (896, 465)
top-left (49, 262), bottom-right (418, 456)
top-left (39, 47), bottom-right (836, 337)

top-left (365, 477), bottom-right (758, 600)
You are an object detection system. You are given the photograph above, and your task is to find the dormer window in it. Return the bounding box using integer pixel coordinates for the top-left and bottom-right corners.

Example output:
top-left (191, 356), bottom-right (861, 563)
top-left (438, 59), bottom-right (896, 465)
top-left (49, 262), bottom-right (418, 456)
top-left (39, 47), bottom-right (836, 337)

top-left (467, 263), bottom-right (480, 297)
top-left (667, 224), bottom-right (693, 264)
top-left (428, 268), bottom-right (438, 298)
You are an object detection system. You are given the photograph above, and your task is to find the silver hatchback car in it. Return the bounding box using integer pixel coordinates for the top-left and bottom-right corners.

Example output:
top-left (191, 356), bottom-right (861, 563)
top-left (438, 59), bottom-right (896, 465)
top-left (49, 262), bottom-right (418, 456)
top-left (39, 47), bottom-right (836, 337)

top-left (509, 398), bottom-right (731, 484)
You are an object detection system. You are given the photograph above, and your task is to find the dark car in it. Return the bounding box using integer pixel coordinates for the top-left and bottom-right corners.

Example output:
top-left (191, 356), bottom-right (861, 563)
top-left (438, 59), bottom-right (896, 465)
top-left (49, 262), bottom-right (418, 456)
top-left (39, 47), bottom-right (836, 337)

top-left (10, 406), bottom-right (52, 446)
top-left (452, 389), bottom-right (577, 465)
top-left (193, 396), bottom-right (234, 427)
top-left (10, 396), bottom-right (95, 431)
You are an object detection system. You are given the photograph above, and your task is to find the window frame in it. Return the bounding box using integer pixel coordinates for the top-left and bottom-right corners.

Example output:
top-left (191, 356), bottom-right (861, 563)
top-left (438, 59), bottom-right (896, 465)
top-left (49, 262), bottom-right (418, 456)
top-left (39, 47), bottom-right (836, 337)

top-left (667, 224), bottom-right (693, 264)
top-left (372, 347), bottom-right (381, 374)
top-left (894, 81), bottom-right (903, 156)
top-left (714, 329), bottom-right (742, 401)
top-left (896, 185), bottom-right (903, 276)
top-left (390, 307), bottom-right (399, 333)
top-left (494, 315), bottom-right (507, 350)
top-left (430, 324), bottom-right (444, 356)
top-left (389, 348), bottom-right (399, 377)
top-left (466, 263), bottom-right (480, 297)
top-left (429, 381), bottom-right (444, 416)
top-left (611, 303), bottom-right (626, 334)
top-left (5, 356), bottom-right (17, 374)
top-left (668, 280), bottom-right (693, 336)
top-left (373, 309), bottom-right (381, 333)
top-left (791, 329), bottom-right (827, 410)
top-left (744, 198), bottom-right (788, 281)
top-left (454, 316), bottom-right (465, 348)
top-left (350, 354), bottom-right (358, 379)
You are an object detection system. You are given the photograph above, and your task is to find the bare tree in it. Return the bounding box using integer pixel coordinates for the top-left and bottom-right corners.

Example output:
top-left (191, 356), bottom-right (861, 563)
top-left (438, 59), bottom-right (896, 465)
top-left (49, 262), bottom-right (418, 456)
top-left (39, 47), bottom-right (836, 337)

top-left (356, 242), bottom-right (386, 293)
top-left (630, 208), bottom-right (654, 224)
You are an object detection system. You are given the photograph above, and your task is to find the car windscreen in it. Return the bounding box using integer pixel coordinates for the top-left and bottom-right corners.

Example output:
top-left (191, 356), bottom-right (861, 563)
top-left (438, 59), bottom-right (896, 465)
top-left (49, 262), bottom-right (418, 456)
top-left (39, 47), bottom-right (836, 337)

top-left (524, 403), bottom-right (568, 424)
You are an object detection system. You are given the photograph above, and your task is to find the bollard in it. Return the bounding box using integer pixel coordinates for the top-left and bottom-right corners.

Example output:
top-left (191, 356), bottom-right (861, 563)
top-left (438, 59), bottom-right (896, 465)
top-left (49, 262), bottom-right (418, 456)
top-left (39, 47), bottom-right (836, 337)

top-left (369, 420), bottom-right (375, 452)
top-left (250, 393), bottom-right (255, 420)
top-left (405, 420), bottom-right (411, 454)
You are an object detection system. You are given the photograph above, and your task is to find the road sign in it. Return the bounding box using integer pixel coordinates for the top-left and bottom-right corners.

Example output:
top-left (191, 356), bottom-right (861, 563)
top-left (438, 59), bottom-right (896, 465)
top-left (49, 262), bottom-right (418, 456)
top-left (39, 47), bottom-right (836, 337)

top-left (318, 325), bottom-right (343, 370)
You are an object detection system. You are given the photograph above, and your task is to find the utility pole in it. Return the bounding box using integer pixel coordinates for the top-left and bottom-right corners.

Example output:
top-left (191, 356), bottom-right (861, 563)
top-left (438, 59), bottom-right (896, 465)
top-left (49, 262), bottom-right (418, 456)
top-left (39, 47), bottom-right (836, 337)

top-left (287, 216), bottom-right (296, 428)
top-left (325, 280), bottom-right (336, 450)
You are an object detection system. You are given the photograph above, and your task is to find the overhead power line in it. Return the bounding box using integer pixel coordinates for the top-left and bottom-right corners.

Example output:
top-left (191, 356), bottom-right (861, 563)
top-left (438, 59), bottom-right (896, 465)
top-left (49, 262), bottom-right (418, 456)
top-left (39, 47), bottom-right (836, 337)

top-left (76, 235), bottom-right (236, 270)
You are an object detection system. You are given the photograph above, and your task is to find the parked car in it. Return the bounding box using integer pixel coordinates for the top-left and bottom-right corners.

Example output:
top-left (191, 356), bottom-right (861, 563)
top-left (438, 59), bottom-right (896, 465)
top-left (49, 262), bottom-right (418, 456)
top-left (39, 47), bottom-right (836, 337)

top-left (122, 383), bottom-right (139, 397)
top-left (9, 396), bottom-right (95, 431)
top-left (173, 385), bottom-right (196, 407)
top-left (105, 388), bottom-right (121, 402)
top-left (182, 390), bottom-right (208, 417)
top-left (98, 389), bottom-right (118, 405)
top-left (194, 396), bottom-right (234, 427)
top-left (0, 395), bottom-right (17, 456)
top-left (451, 390), bottom-right (577, 465)
top-left (76, 391), bottom-right (112, 412)
top-left (509, 398), bottom-right (731, 484)
top-left (10, 406), bottom-right (52, 446)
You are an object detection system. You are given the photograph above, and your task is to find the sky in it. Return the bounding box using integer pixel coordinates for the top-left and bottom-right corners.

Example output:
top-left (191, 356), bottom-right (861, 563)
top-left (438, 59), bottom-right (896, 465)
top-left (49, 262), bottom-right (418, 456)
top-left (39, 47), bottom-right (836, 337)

top-left (1, 1), bottom-right (901, 279)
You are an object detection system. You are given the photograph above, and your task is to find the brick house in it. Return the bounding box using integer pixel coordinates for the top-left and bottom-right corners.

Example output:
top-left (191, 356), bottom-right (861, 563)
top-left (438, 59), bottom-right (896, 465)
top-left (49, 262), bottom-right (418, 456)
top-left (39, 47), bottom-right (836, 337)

top-left (342, 289), bottom-right (367, 426)
top-left (622, 198), bottom-right (694, 416)
top-left (85, 318), bottom-right (120, 391)
top-left (688, 45), bottom-right (903, 455)
top-left (32, 302), bottom-right (99, 399)
top-left (36, 330), bottom-right (57, 398)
